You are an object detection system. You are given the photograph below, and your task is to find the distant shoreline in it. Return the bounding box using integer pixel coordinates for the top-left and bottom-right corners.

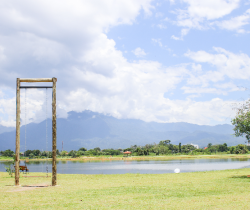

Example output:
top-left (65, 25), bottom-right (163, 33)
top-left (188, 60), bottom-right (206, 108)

top-left (1, 154), bottom-right (250, 162)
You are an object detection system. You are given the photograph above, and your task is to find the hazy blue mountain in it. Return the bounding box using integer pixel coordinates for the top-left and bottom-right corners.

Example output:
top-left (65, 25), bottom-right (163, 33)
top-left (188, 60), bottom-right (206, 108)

top-left (0, 110), bottom-right (245, 152)
top-left (0, 125), bottom-right (15, 134)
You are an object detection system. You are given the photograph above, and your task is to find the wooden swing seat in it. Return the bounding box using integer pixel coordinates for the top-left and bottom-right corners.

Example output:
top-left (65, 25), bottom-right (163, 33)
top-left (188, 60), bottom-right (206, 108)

top-left (15, 165), bottom-right (29, 172)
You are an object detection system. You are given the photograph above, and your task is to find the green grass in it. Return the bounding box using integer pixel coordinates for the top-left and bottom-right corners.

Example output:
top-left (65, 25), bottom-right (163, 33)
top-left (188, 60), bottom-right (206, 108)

top-left (1, 168), bottom-right (250, 209)
top-left (0, 156), bottom-right (13, 160)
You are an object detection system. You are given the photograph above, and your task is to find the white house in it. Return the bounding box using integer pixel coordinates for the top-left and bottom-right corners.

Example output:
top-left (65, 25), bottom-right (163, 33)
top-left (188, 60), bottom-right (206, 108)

top-left (190, 143), bottom-right (199, 149)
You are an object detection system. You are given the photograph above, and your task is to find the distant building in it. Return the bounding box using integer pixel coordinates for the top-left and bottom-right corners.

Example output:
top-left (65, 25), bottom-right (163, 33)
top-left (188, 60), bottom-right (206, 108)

top-left (190, 143), bottom-right (199, 149)
top-left (123, 151), bottom-right (132, 156)
top-left (204, 147), bottom-right (208, 150)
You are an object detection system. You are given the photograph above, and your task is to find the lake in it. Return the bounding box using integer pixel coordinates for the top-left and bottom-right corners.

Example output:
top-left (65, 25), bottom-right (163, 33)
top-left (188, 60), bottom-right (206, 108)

top-left (1, 158), bottom-right (250, 174)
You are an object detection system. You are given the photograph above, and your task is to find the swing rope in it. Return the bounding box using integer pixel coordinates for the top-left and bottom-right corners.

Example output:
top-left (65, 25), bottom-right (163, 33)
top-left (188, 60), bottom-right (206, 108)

top-left (24, 88), bottom-right (27, 171)
top-left (46, 88), bottom-right (49, 178)
top-left (25, 88), bottom-right (27, 158)
top-left (21, 88), bottom-right (29, 175)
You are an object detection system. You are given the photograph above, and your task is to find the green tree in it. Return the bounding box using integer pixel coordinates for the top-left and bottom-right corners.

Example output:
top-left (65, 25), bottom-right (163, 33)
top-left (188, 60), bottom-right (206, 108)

top-left (2, 149), bottom-right (14, 157)
top-left (153, 146), bottom-right (160, 155)
top-left (103, 149), bottom-right (120, 156)
top-left (94, 147), bottom-right (101, 152)
top-left (143, 149), bottom-right (149, 156)
top-left (131, 145), bottom-right (138, 151)
top-left (218, 143), bottom-right (228, 152)
top-left (61, 151), bottom-right (68, 156)
top-left (135, 147), bottom-right (143, 156)
top-left (76, 151), bottom-right (84, 157)
top-left (68, 150), bottom-right (77, 157)
top-left (25, 150), bottom-right (33, 157)
top-left (33, 150), bottom-right (41, 156)
top-left (71, 151), bottom-right (77, 158)
top-left (29, 153), bottom-right (34, 159)
top-left (87, 149), bottom-right (98, 156)
top-left (235, 144), bottom-right (248, 154)
top-left (159, 140), bottom-right (171, 146)
top-left (123, 147), bottom-right (133, 152)
top-left (230, 146), bottom-right (236, 154)
top-left (159, 146), bottom-right (169, 155)
top-left (181, 144), bottom-right (196, 154)
top-left (232, 99), bottom-right (250, 144)
top-left (48, 151), bottom-right (53, 158)
top-left (206, 145), bottom-right (217, 153)
top-left (78, 147), bottom-right (87, 152)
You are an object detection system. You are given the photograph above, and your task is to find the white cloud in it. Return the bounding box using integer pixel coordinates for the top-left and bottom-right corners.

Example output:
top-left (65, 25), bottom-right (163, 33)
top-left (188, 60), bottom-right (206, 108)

top-left (213, 9), bottom-right (250, 32)
top-left (152, 38), bottom-right (163, 47)
top-left (0, 46), bottom-right (6, 62)
top-left (0, 0), bottom-right (155, 126)
top-left (174, 98), bottom-right (235, 124)
top-left (172, 10), bottom-right (204, 29)
top-left (0, 0), bottom-right (243, 127)
top-left (157, 23), bottom-right (167, 29)
top-left (185, 47), bottom-right (250, 80)
top-left (182, 0), bottom-right (240, 20)
top-left (171, 0), bottom-right (243, 33)
top-left (170, 0), bottom-right (175, 4)
top-left (59, 62), bottom-right (191, 123)
top-left (182, 86), bottom-right (228, 95)
top-left (181, 82), bottom-right (244, 96)
top-left (191, 63), bottom-right (202, 72)
top-left (171, 35), bottom-right (181, 40)
top-left (214, 82), bottom-right (245, 92)
top-left (171, 28), bottom-right (189, 40)
top-left (180, 48), bottom-right (250, 104)
top-left (151, 38), bottom-right (171, 51)
top-left (0, 98), bottom-right (16, 127)
top-left (132, 47), bottom-right (147, 57)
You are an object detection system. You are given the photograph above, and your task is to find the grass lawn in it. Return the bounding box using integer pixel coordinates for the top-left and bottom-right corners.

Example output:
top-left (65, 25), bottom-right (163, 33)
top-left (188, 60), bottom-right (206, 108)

top-left (1, 168), bottom-right (250, 209)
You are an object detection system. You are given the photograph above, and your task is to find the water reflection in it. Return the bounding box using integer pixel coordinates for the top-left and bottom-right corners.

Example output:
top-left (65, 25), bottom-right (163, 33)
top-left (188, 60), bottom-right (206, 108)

top-left (1, 158), bottom-right (250, 174)
top-left (238, 158), bottom-right (248, 161)
top-left (1, 161), bottom-right (13, 166)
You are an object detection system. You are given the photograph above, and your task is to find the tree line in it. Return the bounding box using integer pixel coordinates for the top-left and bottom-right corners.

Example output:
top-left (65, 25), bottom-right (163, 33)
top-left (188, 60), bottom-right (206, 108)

top-left (1, 141), bottom-right (250, 158)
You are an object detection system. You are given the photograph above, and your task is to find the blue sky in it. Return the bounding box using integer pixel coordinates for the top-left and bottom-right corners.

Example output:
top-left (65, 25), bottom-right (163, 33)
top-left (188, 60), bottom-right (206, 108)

top-left (0, 0), bottom-right (250, 126)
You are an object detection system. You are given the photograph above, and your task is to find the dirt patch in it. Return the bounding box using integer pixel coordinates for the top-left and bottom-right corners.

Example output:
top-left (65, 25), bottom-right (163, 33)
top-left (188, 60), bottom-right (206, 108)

top-left (7, 183), bottom-right (50, 192)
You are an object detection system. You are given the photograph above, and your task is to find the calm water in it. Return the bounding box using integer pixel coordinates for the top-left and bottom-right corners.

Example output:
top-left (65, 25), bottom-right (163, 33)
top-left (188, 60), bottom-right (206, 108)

top-left (1, 158), bottom-right (250, 174)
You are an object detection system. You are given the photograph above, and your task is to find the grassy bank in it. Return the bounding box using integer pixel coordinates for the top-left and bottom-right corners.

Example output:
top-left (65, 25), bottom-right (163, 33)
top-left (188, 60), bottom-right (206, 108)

top-left (1, 168), bottom-right (250, 209)
top-left (1, 154), bottom-right (250, 162)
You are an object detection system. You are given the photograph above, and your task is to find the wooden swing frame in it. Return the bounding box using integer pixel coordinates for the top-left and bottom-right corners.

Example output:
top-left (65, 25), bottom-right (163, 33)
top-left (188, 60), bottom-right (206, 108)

top-left (15, 78), bottom-right (57, 186)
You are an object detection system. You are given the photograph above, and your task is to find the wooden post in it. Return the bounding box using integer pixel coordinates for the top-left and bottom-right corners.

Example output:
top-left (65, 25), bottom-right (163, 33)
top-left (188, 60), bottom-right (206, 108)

top-left (15, 78), bottom-right (20, 186)
top-left (52, 77), bottom-right (57, 186)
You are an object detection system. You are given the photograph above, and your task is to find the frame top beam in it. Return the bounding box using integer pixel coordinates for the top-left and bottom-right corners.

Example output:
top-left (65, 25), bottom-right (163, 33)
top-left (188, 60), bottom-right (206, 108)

top-left (19, 78), bottom-right (56, 83)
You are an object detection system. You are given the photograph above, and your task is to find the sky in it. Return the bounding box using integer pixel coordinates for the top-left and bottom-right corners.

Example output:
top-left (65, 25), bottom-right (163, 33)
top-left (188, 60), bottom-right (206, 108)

top-left (0, 0), bottom-right (250, 127)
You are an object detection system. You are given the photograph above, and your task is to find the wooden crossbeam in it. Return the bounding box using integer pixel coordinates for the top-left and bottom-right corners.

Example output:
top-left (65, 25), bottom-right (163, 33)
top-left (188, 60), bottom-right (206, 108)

top-left (20, 78), bottom-right (54, 82)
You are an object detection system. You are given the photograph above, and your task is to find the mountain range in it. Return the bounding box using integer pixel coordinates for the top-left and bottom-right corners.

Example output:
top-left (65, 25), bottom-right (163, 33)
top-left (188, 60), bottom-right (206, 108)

top-left (0, 110), bottom-right (246, 152)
